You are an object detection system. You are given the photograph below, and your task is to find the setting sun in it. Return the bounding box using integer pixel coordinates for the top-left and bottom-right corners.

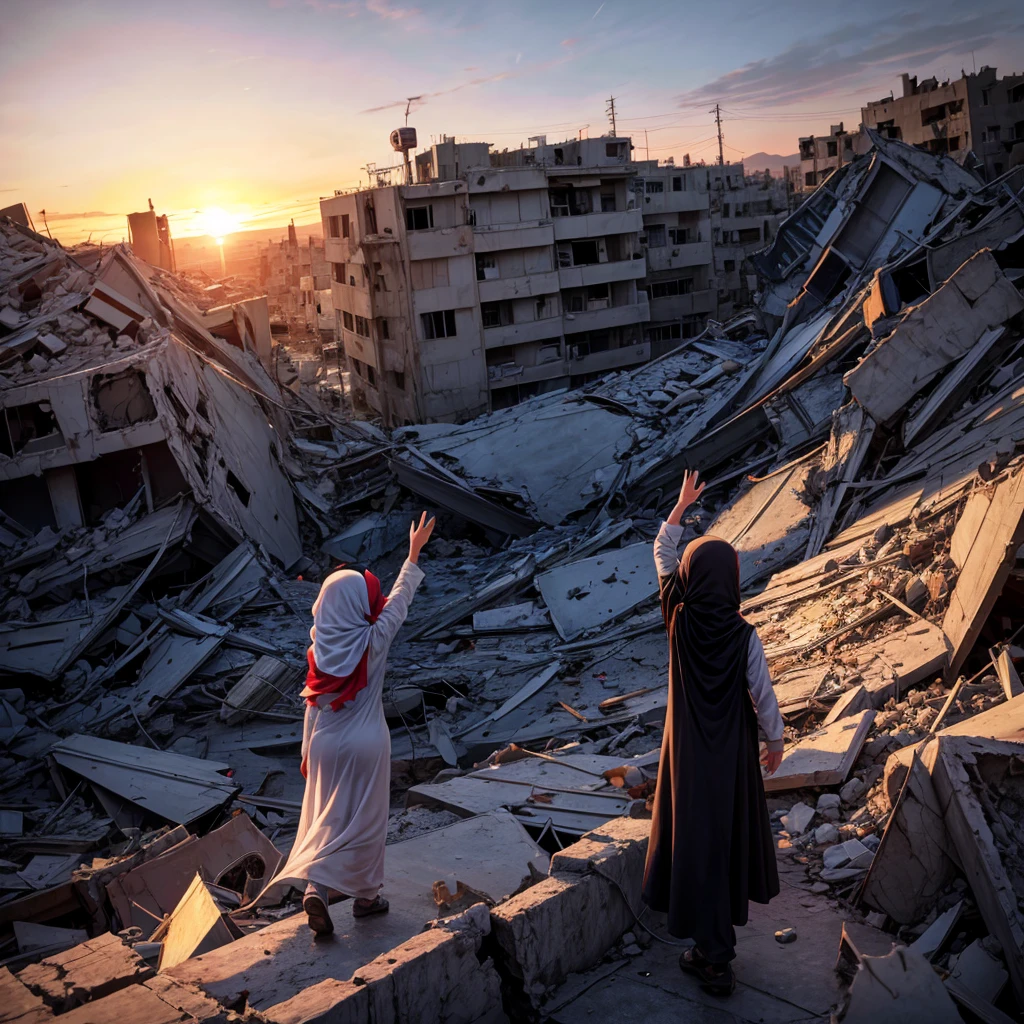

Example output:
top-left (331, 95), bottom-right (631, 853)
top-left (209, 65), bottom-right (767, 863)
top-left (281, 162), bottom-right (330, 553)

top-left (196, 206), bottom-right (243, 243)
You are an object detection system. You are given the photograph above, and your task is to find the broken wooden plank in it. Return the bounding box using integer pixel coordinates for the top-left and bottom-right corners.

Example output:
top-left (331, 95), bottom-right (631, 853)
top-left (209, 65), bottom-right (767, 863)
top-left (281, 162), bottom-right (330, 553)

top-left (943, 467), bottom-right (1024, 677)
top-left (156, 873), bottom-right (243, 972)
top-left (821, 684), bottom-right (871, 727)
top-left (763, 710), bottom-right (874, 792)
top-left (0, 966), bottom-right (53, 1024)
top-left (993, 648), bottom-right (1024, 701)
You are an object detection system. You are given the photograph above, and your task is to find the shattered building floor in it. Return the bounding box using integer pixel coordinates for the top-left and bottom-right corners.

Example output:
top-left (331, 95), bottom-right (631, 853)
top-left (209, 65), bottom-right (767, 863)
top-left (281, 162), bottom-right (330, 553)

top-left (2, 131), bottom-right (1024, 1023)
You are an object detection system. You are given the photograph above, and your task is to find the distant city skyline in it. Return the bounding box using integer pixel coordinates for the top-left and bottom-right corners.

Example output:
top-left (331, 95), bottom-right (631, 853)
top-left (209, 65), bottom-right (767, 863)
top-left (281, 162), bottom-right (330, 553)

top-left (2, 0), bottom-right (1021, 245)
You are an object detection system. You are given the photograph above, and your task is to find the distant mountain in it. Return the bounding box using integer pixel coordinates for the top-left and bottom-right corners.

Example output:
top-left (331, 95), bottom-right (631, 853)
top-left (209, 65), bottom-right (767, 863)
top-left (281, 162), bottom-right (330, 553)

top-left (743, 152), bottom-right (801, 177)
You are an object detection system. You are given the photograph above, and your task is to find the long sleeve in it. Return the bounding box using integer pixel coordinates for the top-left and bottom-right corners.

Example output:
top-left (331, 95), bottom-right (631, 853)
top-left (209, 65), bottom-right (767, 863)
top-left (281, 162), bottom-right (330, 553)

top-left (746, 631), bottom-right (784, 750)
top-left (654, 521), bottom-right (685, 578)
top-left (369, 558), bottom-right (425, 652)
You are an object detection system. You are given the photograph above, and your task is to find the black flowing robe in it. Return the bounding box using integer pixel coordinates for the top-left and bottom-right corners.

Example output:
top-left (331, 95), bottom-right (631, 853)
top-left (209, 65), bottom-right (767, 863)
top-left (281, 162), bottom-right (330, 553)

top-left (641, 535), bottom-right (778, 957)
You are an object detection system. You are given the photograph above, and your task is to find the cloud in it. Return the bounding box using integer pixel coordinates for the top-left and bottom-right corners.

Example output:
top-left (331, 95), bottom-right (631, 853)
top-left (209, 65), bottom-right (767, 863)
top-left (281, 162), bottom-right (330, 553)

top-left (592, 3), bottom-right (604, 17)
top-left (38, 210), bottom-right (119, 221)
top-left (359, 70), bottom-right (513, 114)
top-left (561, 37), bottom-right (578, 48)
top-left (676, 9), bottom-right (1024, 108)
top-left (365, 0), bottom-right (418, 19)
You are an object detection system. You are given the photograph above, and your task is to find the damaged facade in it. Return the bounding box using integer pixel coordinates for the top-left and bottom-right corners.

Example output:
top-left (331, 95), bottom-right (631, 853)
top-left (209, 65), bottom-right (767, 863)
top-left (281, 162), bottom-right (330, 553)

top-left (861, 67), bottom-right (1024, 180)
top-left (2, 125), bottom-right (1024, 1023)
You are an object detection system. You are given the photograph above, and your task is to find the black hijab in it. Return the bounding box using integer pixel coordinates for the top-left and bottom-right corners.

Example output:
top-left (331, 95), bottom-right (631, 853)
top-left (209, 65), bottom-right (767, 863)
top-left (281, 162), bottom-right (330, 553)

top-left (644, 533), bottom-right (778, 947)
top-left (661, 535), bottom-right (754, 737)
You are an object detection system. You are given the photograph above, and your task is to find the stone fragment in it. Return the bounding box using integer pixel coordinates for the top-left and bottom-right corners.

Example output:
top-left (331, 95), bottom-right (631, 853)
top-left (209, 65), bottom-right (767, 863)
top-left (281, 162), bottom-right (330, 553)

top-left (815, 823), bottom-right (840, 845)
top-left (840, 777), bottom-right (866, 804)
top-left (780, 801), bottom-right (815, 835)
top-left (774, 927), bottom-right (797, 944)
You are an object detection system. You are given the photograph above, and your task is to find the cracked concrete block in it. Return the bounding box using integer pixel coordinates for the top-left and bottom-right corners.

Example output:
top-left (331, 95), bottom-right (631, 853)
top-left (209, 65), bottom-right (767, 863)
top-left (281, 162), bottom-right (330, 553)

top-left (16, 931), bottom-right (152, 1012)
top-left (263, 913), bottom-right (505, 1024)
top-left (490, 819), bottom-right (650, 1012)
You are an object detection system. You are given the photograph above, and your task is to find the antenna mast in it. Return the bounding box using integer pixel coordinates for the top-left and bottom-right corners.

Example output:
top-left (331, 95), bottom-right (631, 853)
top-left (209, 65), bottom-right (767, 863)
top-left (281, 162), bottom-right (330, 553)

top-left (606, 95), bottom-right (618, 136)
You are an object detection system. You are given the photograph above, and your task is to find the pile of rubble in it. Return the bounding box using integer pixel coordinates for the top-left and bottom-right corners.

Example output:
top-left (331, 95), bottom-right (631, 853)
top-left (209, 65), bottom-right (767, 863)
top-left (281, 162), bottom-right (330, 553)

top-left (1, 129), bottom-right (1024, 1022)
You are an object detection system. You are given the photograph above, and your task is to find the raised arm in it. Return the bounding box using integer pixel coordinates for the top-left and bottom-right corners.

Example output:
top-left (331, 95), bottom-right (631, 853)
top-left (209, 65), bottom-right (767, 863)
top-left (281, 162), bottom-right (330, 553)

top-left (746, 631), bottom-right (785, 774)
top-left (655, 470), bottom-right (707, 578)
top-left (369, 512), bottom-right (434, 650)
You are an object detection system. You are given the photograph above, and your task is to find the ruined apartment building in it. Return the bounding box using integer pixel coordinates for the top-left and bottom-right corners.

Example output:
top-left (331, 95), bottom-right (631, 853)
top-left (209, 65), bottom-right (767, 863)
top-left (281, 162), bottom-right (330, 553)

top-left (319, 136), bottom-right (653, 425)
top-left (631, 159), bottom-right (715, 353)
top-left (862, 67), bottom-right (1024, 181)
top-left (299, 237), bottom-right (334, 340)
top-left (707, 163), bottom-right (790, 317)
top-left (797, 123), bottom-right (874, 192)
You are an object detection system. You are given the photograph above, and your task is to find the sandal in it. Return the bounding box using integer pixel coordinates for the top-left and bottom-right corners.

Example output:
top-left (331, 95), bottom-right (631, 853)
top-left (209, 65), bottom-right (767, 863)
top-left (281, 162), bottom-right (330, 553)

top-left (302, 885), bottom-right (333, 936)
top-left (353, 894), bottom-right (389, 918)
top-left (678, 946), bottom-right (736, 996)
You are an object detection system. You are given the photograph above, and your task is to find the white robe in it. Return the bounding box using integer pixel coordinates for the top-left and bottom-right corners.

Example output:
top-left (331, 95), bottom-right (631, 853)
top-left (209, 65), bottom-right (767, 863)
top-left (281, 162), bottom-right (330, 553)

top-left (255, 558), bottom-right (424, 903)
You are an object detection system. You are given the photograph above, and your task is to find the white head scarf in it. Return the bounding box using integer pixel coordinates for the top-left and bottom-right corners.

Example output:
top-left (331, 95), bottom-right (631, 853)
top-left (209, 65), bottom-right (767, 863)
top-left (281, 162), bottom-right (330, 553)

top-left (310, 569), bottom-right (372, 676)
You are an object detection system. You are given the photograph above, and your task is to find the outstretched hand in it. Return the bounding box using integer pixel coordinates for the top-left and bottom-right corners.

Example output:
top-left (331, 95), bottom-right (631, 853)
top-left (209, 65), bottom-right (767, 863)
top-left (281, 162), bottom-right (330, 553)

top-left (667, 470), bottom-right (707, 525)
top-left (408, 511), bottom-right (436, 564)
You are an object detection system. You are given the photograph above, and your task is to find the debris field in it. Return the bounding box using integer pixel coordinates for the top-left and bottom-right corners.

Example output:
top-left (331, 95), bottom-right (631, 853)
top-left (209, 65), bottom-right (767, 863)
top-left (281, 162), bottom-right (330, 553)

top-left (1, 132), bottom-right (1024, 1023)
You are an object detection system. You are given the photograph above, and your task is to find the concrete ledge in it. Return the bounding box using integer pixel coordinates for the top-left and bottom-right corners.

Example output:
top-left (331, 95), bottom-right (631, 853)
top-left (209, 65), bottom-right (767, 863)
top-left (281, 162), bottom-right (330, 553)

top-left (488, 818), bottom-right (650, 1011)
top-left (263, 906), bottom-right (507, 1024)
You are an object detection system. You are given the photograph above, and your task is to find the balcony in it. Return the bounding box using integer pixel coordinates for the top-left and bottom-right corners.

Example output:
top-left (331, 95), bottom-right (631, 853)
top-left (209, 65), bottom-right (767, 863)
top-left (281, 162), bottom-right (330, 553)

top-left (640, 189), bottom-right (710, 214)
top-left (562, 297), bottom-right (650, 335)
top-left (478, 270), bottom-right (560, 303)
top-left (331, 281), bottom-right (373, 319)
top-left (647, 288), bottom-right (715, 319)
top-left (558, 258), bottom-right (646, 290)
top-left (473, 221), bottom-right (554, 253)
top-left (483, 317), bottom-right (563, 350)
top-left (645, 241), bottom-right (713, 273)
top-left (324, 237), bottom-right (352, 264)
top-left (487, 359), bottom-right (569, 389)
top-left (341, 328), bottom-right (376, 368)
top-left (411, 281), bottom-right (478, 314)
top-left (552, 209), bottom-right (643, 241)
top-left (568, 341), bottom-right (650, 374)
top-left (406, 226), bottom-right (474, 261)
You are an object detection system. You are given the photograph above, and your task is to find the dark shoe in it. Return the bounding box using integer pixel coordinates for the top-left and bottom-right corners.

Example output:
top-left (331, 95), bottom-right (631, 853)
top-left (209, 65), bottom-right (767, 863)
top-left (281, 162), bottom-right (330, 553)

top-left (678, 946), bottom-right (735, 996)
top-left (352, 894), bottom-right (389, 918)
top-left (303, 883), bottom-right (333, 936)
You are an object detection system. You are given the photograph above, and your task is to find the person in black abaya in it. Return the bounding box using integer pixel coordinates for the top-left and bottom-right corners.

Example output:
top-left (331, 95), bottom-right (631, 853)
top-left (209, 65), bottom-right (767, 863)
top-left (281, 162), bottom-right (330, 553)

top-left (642, 470), bottom-right (785, 995)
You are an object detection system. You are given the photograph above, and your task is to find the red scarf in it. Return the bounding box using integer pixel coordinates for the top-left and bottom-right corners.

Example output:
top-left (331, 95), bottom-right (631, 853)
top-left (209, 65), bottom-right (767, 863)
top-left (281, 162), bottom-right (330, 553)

top-left (303, 570), bottom-right (387, 712)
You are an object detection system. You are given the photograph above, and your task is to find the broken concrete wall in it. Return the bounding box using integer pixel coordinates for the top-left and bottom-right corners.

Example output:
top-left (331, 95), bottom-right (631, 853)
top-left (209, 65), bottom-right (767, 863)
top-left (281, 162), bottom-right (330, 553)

top-left (488, 818), bottom-right (649, 1014)
top-left (147, 336), bottom-right (302, 567)
top-left (845, 250), bottom-right (1024, 425)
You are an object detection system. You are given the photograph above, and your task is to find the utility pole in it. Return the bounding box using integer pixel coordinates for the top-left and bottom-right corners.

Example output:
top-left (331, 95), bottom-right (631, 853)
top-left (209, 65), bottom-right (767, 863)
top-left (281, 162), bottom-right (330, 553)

top-left (710, 103), bottom-right (724, 166)
top-left (606, 96), bottom-right (617, 137)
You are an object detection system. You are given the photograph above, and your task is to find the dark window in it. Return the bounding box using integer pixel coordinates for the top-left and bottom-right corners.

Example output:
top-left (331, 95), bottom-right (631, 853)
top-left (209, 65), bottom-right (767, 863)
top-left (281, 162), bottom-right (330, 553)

top-left (724, 259), bottom-right (736, 271)
top-left (645, 180), bottom-right (664, 194)
top-left (377, 317), bottom-right (390, 340)
top-left (476, 254), bottom-right (496, 280)
top-left (649, 278), bottom-right (695, 298)
top-left (354, 315), bottom-right (370, 337)
top-left (390, 370), bottom-right (406, 390)
top-left (668, 227), bottom-right (690, 245)
top-left (605, 143), bottom-right (619, 158)
top-left (646, 224), bottom-right (666, 247)
top-left (672, 176), bottom-right (682, 191)
top-left (366, 364), bottom-right (377, 387)
top-left (422, 309), bottom-right (457, 339)
top-left (826, 140), bottom-right (838, 157)
top-left (341, 214), bottom-right (350, 237)
top-left (804, 171), bottom-right (817, 187)
top-left (600, 193), bottom-right (616, 212)
top-left (333, 263), bottom-right (345, 283)
top-left (225, 470), bottom-right (251, 507)
top-left (722, 203), bottom-right (730, 217)
top-left (571, 240), bottom-right (599, 265)
top-left (737, 226), bottom-right (761, 243)
top-left (0, 402), bottom-right (63, 457)
top-left (481, 303), bottom-right (502, 328)
top-left (328, 216), bottom-right (340, 238)
top-left (406, 205), bottom-right (434, 230)
top-left (342, 311), bottom-right (354, 331)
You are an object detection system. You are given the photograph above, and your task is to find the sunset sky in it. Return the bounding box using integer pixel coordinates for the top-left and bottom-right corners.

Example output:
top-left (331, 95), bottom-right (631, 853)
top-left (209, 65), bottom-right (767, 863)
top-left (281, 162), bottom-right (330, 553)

top-left (3, 0), bottom-right (1022, 246)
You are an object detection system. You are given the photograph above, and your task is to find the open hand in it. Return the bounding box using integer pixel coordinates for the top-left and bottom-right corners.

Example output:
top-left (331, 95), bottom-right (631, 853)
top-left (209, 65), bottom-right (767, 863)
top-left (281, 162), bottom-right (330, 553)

top-left (667, 470), bottom-right (707, 525)
top-left (761, 746), bottom-right (783, 776)
top-left (408, 511), bottom-right (436, 564)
